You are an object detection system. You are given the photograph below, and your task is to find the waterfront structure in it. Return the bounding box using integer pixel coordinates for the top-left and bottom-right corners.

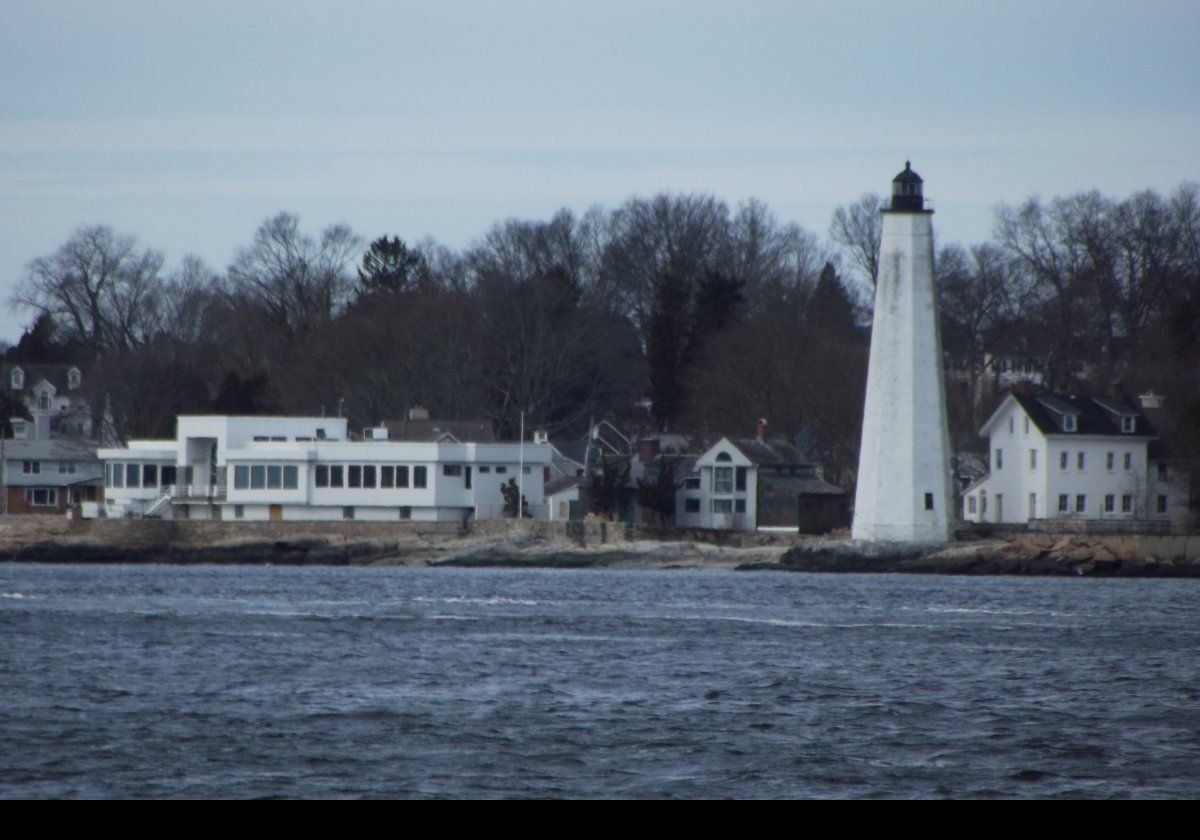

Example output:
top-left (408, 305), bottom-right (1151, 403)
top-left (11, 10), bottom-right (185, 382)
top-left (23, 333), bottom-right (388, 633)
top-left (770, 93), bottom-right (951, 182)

top-left (962, 390), bottom-right (1187, 524)
top-left (97, 415), bottom-right (552, 521)
top-left (852, 163), bottom-right (954, 543)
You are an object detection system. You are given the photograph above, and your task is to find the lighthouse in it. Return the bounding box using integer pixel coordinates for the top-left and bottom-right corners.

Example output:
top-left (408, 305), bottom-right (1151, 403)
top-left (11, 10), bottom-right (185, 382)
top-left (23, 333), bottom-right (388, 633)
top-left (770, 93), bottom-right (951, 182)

top-left (851, 162), bottom-right (953, 544)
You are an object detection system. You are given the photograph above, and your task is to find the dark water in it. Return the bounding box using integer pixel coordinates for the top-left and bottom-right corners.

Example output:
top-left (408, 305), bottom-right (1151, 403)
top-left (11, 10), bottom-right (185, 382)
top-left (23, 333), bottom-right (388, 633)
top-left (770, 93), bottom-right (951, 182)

top-left (2, 563), bottom-right (1198, 798)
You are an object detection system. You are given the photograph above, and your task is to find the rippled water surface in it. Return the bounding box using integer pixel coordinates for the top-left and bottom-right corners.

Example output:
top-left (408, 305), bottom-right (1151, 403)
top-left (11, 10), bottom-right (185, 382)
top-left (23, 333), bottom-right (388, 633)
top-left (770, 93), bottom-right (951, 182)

top-left (2, 563), bottom-right (1198, 798)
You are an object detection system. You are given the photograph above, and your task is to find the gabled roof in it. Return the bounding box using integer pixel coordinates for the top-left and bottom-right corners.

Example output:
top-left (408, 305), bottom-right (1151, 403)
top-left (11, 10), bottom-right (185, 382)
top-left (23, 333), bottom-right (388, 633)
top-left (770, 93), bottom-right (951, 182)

top-left (983, 392), bottom-right (1158, 438)
top-left (730, 438), bottom-right (812, 467)
top-left (1, 362), bottom-right (86, 395)
top-left (758, 473), bottom-right (845, 496)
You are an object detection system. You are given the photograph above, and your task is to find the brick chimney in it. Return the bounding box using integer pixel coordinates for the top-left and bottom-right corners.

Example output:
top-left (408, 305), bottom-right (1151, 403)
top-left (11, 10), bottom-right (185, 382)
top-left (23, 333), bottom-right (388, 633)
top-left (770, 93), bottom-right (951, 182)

top-left (1108, 382), bottom-right (1126, 399)
top-left (637, 437), bottom-right (660, 463)
top-left (756, 418), bottom-right (768, 443)
top-left (1012, 380), bottom-right (1034, 396)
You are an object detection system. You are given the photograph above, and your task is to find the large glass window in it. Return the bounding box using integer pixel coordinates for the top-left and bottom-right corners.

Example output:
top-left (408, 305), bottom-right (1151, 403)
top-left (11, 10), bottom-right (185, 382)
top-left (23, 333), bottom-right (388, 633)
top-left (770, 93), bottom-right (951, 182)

top-left (396, 466), bottom-right (409, 487)
top-left (113, 463), bottom-right (124, 488)
top-left (330, 465), bottom-right (344, 488)
top-left (381, 466), bottom-right (395, 488)
top-left (363, 465), bottom-right (376, 488)
top-left (267, 465), bottom-right (282, 489)
top-left (315, 465), bottom-right (329, 487)
top-left (234, 466), bottom-right (250, 489)
top-left (283, 466), bottom-right (298, 489)
top-left (413, 466), bottom-right (427, 488)
top-left (143, 464), bottom-right (158, 488)
top-left (348, 465), bottom-right (362, 488)
top-left (162, 466), bottom-right (177, 486)
top-left (735, 467), bottom-right (747, 492)
top-left (126, 464), bottom-right (140, 488)
top-left (250, 465), bottom-right (266, 489)
top-left (713, 467), bottom-right (733, 494)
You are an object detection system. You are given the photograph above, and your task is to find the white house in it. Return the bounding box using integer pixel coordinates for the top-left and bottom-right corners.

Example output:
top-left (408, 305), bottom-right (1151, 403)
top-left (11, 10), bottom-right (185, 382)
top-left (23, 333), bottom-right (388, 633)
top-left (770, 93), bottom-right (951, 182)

top-left (97, 415), bottom-right (553, 522)
top-left (962, 392), bottom-right (1187, 525)
top-left (674, 438), bottom-right (757, 530)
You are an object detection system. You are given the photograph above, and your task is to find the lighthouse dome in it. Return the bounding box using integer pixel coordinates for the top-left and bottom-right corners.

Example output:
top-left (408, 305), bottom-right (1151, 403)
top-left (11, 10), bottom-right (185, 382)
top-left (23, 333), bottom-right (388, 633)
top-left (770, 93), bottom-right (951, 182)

top-left (889, 161), bottom-right (925, 211)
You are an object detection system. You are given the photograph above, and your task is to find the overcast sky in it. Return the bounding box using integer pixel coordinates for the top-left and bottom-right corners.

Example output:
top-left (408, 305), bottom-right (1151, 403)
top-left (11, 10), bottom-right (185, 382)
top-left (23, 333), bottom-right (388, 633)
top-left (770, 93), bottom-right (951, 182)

top-left (1, 0), bottom-right (1197, 342)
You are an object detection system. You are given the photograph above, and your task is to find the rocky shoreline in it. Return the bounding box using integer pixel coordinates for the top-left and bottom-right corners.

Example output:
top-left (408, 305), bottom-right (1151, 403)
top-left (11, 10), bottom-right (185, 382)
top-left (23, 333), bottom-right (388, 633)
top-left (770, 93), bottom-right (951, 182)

top-left (2, 529), bottom-right (1199, 577)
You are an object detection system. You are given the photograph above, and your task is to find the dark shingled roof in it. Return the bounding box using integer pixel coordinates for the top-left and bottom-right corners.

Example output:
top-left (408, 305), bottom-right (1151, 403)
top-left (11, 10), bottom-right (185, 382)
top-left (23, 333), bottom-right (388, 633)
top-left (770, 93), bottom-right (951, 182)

top-left (759, 474), bottom-right (845, 497)
top-left (1, 362), bottom-right (87, 396)
top-left (731, 438), bottom-right (812, 467)
top-left (1013, 393), bottom-right (1157, 438)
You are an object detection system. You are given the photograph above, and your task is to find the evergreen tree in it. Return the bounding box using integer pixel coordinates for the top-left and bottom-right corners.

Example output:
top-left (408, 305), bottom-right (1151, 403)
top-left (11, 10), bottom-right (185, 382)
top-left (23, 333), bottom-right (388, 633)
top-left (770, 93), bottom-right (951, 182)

top-left (356, 236), bottom-right (426, 298)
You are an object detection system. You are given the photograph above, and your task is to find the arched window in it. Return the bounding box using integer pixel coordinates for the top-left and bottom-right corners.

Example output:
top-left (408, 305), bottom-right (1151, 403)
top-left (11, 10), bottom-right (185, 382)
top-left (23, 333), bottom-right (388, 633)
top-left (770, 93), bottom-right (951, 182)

top-left (715, 452), bottom-right (732, 462)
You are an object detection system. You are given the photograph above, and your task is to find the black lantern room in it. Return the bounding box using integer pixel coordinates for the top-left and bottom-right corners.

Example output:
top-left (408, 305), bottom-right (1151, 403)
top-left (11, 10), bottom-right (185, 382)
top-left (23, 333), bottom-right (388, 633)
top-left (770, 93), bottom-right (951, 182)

top-left (888, 161), bottom-right (926, 212)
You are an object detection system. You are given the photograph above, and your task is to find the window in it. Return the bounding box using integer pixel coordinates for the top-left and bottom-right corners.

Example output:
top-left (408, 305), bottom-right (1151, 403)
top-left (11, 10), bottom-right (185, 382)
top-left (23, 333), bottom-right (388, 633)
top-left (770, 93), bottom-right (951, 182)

top-left (1024, 417), bottom-right (1030, 434)
top-left (1124, 452), bottom-right (1133, 471)
top-left (1077, 452), bottom-right (1085, 470)
top-left (315, 465), bottom-right (329, 488)
top-left (162, 466), bottom-right (177, 486)
top-left (1029, 493), bottom-right (1037, 518)
top-left (37, 392), bottom-right (50, 411)
top-left (105, 464), bottom-right (113, 488)
top-left (1075, 494), bottom-right (1086, 513)
top-left (281, 466), bottom-right (297, 489)
top-left (479, 466), bottom-right (491, 474)
top-left (363, 465), bottom-right (377, 488)
top-left (443, 465), bottom-right (462, 477)
top-left (735, 499), bottom-right (747, 513)
top-left (1104, 494), bottom-right (1115, 513)
top-left (399, 506), bottom-right (411, 520)
top-left (924, 493), bottom-right (934, 511)
top-left (381, 466), bottom-right (395, 488)
top-left (24, 488), bottom-right (56, 507)
top-left (1121, 416), bottom-right (1136, 434)
top-left (994, 449), bottom-right (1003, 470)
top-left (684, 498), bottom-right (700, 513)
top-left (1122, 495), bottom-right (1133, 513)
top-left (112, 464), bottom-right (124, 488)
top-left (250, 465), bottom-right (265, 489)
top-left (713, 466), bottom-right (733, 494)
top-left (1030, 450), bottom-right (1038, 470)
top-left (968, 496), bottom-right (977, 514)
top-left (1058, 494), bottom-right (1069, 513)
top-left (1009, 417), bottom-right (1014, 434)
top-left (413, 466), bottom-right (427, 488)
top-left (234, 505), bottom-right (244, 519)
top-left (1158, 463), bottom-right (1169, 481)
top-left (1060, 452), bottom-right (1068, 470)
top-left (234, 466), bottom-right (250, 489)
top-left (495, 466), bottom-right (507, 474)
top-left (712, 498), bottom-right (733, 514)
top-left (1106, 452), bottom-right (1114, 471)
top-left (396, 466), bottom-right (409, 488)
top-left (68, 368), bottom-right (80, 389)
top-left (684, 477), bottom-right (700, 489)
top-left (267, 465), bottom-right (282, 489)
top-left (464, 466), bottom-right (471, 490)
top-left (330, 465), bottom-right (344, 488)
top-left (735, 467), bottom-right (747, 492)
top-left (59, 461), bottom-right (78, 475)
top-left (1063, 415), bottom-right (1077, 432)
top-left (348, 465), bottom-right (362, 488)
top-left (22, 461), bottom-right (40, 475)
top-left (1157, 495), bottom-right (1168, 514)
top-left (10, 368), bottom-right (23, 389)
top-left (126, 464), bottom-right (140, 488)
top-left (342, 506), bottom-right (355, 520)
top-left (142, 464), bottom-right (158, 487)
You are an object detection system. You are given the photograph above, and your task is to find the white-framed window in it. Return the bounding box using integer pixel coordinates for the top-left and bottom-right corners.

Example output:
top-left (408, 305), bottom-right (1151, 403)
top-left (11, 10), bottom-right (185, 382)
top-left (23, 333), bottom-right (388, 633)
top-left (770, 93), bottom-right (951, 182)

top-left (994, 449), bottom-right (1003, 470)
top-left (1075, 494), bottom-right (1086, 513)
top-left (1063, 415), bottom-right (1077, 432)
top-left (1121, 495), bottom-right (1133, 513)
top-left (1024, 417), bottom-right (1030, 434)
top-left (1058, 494), bottom-right (1068, 513)
top-left (1029, 493), bottom-right (1037, 518)
top-left (968, 496), bottom-right (977, 514)
top-left (21, 460), bottom-right (40, 475)
top-left (1104, 495), bottom-right (1115, 513)
top-left (1077, 452), bottom-right (1085, 470)
top-left (58, 461), bottom-right (77, 475)
top-left (684, 498), bottom-right (700, 513)
top-left (713, 466), bottom-right (733, 494)
top-left (68, 368), bottom-right (81, 390)
top-left (10, 368), bottom-right (24, 390)
top-left (1030, 450), bottom-right (1038, 470)
top-left (37, 392), bottom-right (50, 411)
top-left (1106, 452), bottom-right (1114, 471)
top-left (1121, 416), bottom-right (1136, 434)
top-left (684, 477), bottom-right (700, 490)
top-left (1124, 452), bottom-right (1133, 471)
top-left (1060, 452), bottom-right (1068, 470)
top-left (1157, 495), bottom-right (1168, 514)
top-left (24, 488), bottom-right (56, 507)
top-left (712, 498), bottom-right (733, 514)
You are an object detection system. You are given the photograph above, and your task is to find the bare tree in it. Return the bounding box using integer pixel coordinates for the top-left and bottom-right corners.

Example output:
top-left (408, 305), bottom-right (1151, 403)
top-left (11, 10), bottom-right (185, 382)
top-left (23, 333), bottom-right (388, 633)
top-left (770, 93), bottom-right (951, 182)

top-left (226, 212), bottom-right (360, 342)
top-left (14, 225), bottom-right (165, 355)
top-left (829, 193), bottom-right (883, 291)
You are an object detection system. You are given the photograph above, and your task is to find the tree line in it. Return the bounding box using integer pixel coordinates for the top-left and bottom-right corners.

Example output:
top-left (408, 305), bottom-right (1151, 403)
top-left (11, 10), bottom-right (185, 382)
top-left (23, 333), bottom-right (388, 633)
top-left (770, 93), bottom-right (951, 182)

top-left (8, 181), bottom-right (1200, 492)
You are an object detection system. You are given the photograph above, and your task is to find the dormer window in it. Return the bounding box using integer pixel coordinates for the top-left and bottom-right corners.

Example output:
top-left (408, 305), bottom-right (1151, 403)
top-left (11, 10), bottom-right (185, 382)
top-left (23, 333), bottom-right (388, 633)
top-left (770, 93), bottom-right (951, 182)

top-left (1121, 416), bottom-right (1136, 434)
top-left (37, 392), bottom-right (51, 412)
top-left (10, 368), bottom-right (23, 390)
top-left (1062, 415), bottom-right (1077, 433)
top-left (67, 368), bottom-right (81, 390)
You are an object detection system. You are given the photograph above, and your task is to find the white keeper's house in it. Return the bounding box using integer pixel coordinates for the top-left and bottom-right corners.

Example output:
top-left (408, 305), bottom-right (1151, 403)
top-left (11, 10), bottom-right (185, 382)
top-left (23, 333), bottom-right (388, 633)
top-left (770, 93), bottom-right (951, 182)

top-left (962, 390), bottom-right (1187, 525)
top-left (96, 415), bottom-right (551, 521)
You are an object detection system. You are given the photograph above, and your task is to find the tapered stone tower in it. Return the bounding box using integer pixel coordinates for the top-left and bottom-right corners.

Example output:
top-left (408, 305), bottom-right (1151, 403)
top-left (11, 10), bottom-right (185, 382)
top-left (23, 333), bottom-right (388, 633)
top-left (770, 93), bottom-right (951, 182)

top-left (851, 162), bottom-right (953, 543)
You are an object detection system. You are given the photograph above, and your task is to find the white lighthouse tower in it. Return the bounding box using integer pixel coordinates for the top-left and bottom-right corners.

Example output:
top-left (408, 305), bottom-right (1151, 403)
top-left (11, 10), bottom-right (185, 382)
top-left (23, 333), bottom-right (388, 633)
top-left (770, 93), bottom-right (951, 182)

top-left (851, 162), bottom-right (953, 544)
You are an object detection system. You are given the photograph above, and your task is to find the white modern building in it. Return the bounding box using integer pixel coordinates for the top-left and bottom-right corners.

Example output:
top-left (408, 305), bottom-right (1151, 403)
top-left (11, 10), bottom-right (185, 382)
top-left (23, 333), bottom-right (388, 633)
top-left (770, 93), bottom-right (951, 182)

top-left (852, 162), bottom-right (954, 543)
top-left (674, 438), bottom-right (757, 530)
top-left (962, 392), bottom-right (1187, 524)
top-left (97, 415), bottom-right (552, 521)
